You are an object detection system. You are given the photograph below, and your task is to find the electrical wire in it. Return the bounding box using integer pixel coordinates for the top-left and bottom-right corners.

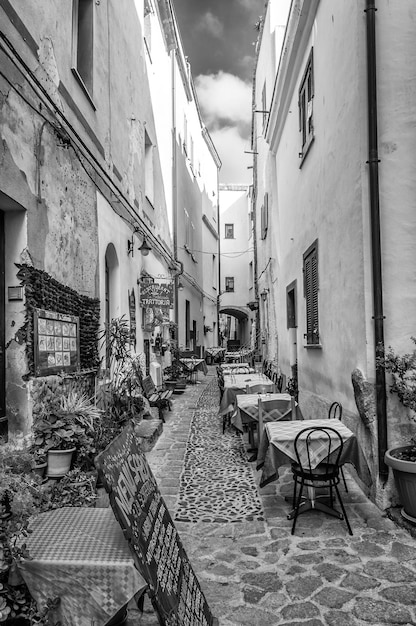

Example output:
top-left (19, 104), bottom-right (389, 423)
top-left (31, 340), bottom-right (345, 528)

top-left (258, 257), bottom-right (272, 280)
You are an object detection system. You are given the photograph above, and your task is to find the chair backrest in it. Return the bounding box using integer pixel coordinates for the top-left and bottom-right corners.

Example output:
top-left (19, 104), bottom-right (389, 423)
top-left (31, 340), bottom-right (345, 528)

top-left (328, 401), bottom-right (343, 420)
top-left (276, 374), bottom-right (283, 393)
top-left (142, 375), bottom-right (156, 397)
top-left (294, 426), bottom-right (343, 475)
top-left (247, 383), bottom-right (275, 394)
top-left (233, 366), bottom-right (250, 374)
top-left (258, 397), bottom-right (294, 433)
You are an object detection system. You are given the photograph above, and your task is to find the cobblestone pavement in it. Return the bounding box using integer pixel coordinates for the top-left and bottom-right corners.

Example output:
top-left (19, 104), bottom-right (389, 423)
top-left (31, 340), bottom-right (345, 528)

top-left (129, 368), bottom-right (416, 626)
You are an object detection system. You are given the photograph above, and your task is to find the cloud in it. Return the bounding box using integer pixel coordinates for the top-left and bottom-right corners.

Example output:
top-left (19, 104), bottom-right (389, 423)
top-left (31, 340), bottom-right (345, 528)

top-left (210, 126), bottom-right (253, 184)
top-left (196, 12), bottom-right (224, 38)
top-left (195, 71), bottom-right (252, 132)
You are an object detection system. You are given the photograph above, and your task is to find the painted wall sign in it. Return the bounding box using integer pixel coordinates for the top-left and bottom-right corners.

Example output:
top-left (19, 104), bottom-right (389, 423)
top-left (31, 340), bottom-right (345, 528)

top-left (95, 423), bottom-right (217, 626)
top-left (33, 308), bottom-right (80, 376)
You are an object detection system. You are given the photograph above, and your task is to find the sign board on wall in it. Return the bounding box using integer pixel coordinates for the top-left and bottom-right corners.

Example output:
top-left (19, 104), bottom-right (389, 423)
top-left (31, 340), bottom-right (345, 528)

top-left (140, 282), bottom-right (173, 331)
top-left (95, 423), bottom-right (217, 626)
top-left (33, 309), bottom-right (80, 376)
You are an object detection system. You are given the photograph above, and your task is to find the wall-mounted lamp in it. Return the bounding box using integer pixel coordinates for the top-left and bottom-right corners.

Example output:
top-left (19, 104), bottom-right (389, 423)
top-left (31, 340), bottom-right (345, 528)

top-left (260, 288), bottom-right (269, 301)
top-left (138, 236), bottom-right (152, 256)
top-left (127, 228), bottom-right (153, 257)
top-left (178, 280), bottom-right (184, 291)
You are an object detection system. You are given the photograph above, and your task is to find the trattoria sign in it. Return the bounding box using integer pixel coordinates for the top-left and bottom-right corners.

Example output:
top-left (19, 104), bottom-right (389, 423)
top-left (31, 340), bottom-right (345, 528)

top-left (139, 283), bottom-right (173, 309)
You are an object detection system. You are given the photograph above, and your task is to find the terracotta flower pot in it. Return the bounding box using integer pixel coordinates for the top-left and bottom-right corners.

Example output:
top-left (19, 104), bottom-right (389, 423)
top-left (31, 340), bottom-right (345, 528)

top-left (385, 447), bottom-right (416, 523)
top-left (47, 448), bottom-right (76, 478)
top-left (32, 462), bottom-right (47, 478)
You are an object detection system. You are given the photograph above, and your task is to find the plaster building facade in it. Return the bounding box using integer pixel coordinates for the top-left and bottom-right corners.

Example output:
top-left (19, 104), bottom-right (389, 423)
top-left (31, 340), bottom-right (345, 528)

top-left (219, 184), bottom-right (255, 350)
top-left (253, 0), bottom-right (416, 508)
top-left (0, 0), bottom-right (219, 441)
top-left (144, 0), bottom-right (221, 356)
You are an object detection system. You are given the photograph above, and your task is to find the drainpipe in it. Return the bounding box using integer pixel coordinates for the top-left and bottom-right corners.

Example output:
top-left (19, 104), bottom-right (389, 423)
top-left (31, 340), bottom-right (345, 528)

top-left (171, 50), bottom-right (179, 333)
top-left (365, 0), bottom-right (388, 483)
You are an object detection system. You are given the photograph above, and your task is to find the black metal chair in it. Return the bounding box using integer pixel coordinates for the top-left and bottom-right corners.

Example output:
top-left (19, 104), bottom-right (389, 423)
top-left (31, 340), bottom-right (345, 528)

top-left (328, 402), bottom-right (348, 491)
top-left (290, 426), bottom-right (353, 536)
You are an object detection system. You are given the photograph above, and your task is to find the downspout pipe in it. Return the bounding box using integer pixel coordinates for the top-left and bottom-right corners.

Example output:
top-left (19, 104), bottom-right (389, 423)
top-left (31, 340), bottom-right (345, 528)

top-left (365, 0), bottom-right (388, 483)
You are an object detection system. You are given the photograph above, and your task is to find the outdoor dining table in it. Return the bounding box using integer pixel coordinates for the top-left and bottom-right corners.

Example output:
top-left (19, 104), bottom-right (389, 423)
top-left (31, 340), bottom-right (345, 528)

top-left (180, 357), bottom-right (208, 383)
top-left (218, 373), bottom-right (274, 416)
top-left (221, 362), bottom-right (255, 374)
top-left (18, 507), bottom-right (147, 626)
top-left (256, 418), bottom-right (372, 517)
top-left (232, 392), bottom-right (301, 433)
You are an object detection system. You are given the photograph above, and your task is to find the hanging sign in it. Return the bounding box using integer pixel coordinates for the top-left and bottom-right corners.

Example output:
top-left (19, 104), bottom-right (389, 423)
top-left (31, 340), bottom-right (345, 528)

top-left (95, 423), bottom-right (218, 626)
top-left (140, 282), bottom-right (173, 331)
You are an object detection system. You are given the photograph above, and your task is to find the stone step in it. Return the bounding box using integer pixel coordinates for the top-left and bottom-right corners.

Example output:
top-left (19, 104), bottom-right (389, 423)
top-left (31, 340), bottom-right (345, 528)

top-left (134, 418), bottom-right (164, 452)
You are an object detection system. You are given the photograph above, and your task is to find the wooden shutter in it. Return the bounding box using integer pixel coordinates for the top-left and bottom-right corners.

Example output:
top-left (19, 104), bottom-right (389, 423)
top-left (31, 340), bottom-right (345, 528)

top-left (303, 241), bottom-right (319, 344)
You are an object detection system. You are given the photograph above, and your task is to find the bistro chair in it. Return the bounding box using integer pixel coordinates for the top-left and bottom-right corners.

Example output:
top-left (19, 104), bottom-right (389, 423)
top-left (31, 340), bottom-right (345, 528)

top-left (246, 383), bottom-right (275, 395)
top-left (233, 366), bottom-right (250, 374)
top-left (328, 402), bottom-right (348, 492)
top-left (256, 396), bottom-right (294, 450)
top-left (290, 426), bottom-right (353, 536)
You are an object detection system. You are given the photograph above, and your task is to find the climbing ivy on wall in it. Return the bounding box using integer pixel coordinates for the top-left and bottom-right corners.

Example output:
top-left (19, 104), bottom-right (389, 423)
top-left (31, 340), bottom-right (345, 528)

top-left (16, 264), bottom-right (101, 377)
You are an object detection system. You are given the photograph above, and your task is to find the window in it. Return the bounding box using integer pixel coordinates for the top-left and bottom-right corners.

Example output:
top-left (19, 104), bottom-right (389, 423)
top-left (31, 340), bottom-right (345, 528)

top-left (299, 49), bottom-right (314, 158)
top-left (303, 240), bottom-right (319, 345)
top-left (183, 115), bottom-right (188, 154)
top-left (72, 0), bottom-right (94, 96)
top-left (184, 209), bottom-right (195, 251)
top-left (224, 224), bottom-right (234, 239)
top-left (260, 193), bottom-right (268, 240)
top-left (225, 277), bottom-right (234, 292)
top-left (286, 280), bottom-right (297, 328)
top-left (261, 81), bottom-right (267, 132)
top-left (144, 130), bottom-right (154, 205)
top-left (212, 254), bottom-right (217, 290)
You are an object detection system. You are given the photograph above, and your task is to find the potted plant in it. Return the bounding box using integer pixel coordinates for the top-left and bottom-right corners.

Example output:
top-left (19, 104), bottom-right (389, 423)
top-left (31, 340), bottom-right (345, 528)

top-left (33, 390), bottom-right (100, 478)
top-left (379, 337), bottom-right (416, 522)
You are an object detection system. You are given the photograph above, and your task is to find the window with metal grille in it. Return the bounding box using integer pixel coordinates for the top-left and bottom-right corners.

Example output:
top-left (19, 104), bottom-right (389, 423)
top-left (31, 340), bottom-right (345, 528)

top-left (299, 49), bottom-right (314, 160)
top-left (303, 240), bottom-right (319, 345)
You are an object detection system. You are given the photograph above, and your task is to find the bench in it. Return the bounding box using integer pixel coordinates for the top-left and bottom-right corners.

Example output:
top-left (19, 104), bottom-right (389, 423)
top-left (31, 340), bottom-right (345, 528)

top-left (141, 375), bottom-right (173, 422)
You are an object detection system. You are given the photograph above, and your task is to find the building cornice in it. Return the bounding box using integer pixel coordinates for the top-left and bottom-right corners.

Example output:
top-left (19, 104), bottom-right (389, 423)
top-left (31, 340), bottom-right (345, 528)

top-left (265, 0), bottom-right (320, 152)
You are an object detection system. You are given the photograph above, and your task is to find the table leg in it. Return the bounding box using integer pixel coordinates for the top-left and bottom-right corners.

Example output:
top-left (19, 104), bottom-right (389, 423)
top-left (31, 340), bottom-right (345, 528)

top-left (286, 486), bottom-right (343, 520)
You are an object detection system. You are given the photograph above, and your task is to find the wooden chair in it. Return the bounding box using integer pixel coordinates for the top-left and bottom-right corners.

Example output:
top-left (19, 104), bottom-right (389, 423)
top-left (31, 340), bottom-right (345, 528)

top-left (141, 375), bottom-right (173, 422)
top-left (328, 402), bottom-right (348, 491)
top-left (290, 426), bottom-right (353, 536)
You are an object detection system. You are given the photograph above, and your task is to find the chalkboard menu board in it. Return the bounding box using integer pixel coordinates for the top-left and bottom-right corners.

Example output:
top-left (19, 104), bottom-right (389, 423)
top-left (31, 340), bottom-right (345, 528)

top-left (33, 308), bottom-right (80, 376)
top-left (95, 423), bottom-right (217, 626)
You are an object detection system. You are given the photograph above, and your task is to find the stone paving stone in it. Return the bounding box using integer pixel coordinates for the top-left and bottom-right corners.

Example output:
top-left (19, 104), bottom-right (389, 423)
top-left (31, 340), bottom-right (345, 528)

top-left (131, 368), bottom-right (416, 625)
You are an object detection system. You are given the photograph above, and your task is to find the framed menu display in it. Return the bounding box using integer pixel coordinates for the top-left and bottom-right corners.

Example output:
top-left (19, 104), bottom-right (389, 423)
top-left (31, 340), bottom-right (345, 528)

top-left (34, 309), bottom-right (80, 376)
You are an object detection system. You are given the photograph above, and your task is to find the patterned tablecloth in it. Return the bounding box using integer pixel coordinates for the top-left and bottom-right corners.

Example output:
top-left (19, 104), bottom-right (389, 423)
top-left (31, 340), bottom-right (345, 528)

top-left (180, 358), bottom-right (208, 375)
top-left (205, 347), bottom-right (226, 358)
top-left (18, 507), bottom-right (147, 626)
top-left (218, 374), bottom-right (274, 415)
top-left (257, 419), bottom-right (372, 488)
top-left (232, 393), bottom-right (299, 432)
top-left (221, 363), bottom-right (255, 374)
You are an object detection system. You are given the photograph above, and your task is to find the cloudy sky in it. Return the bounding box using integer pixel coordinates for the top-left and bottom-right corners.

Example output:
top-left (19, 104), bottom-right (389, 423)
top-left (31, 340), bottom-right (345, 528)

top-left (174, 0), bottom-right (265, 184)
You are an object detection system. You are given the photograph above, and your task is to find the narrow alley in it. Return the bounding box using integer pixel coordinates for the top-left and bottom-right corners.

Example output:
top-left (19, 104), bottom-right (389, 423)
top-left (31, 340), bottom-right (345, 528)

top-left (127, 370), bottom-right (416, 626)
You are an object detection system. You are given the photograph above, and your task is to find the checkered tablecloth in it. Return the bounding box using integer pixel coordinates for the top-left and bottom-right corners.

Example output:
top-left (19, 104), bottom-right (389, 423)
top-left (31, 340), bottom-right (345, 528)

top-left (265, 419), bottom-right (353, 468)
top-left (218, 374), bottom-right (274, 415)
top-left (180, 358), bottom-right (208, 375)
top-left (257, 418), bottom-right (372, 489)
top-left (18, 507), bottom-right (147, 626)
top-left (232, 393), bottom-right (295, 432)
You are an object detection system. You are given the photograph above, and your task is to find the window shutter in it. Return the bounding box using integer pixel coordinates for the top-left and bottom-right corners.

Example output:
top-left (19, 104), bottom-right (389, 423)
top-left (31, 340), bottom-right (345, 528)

top-left (261, 193), bottom-right (268, 240)
top-left (303, 242), bottom-right (319, 344)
